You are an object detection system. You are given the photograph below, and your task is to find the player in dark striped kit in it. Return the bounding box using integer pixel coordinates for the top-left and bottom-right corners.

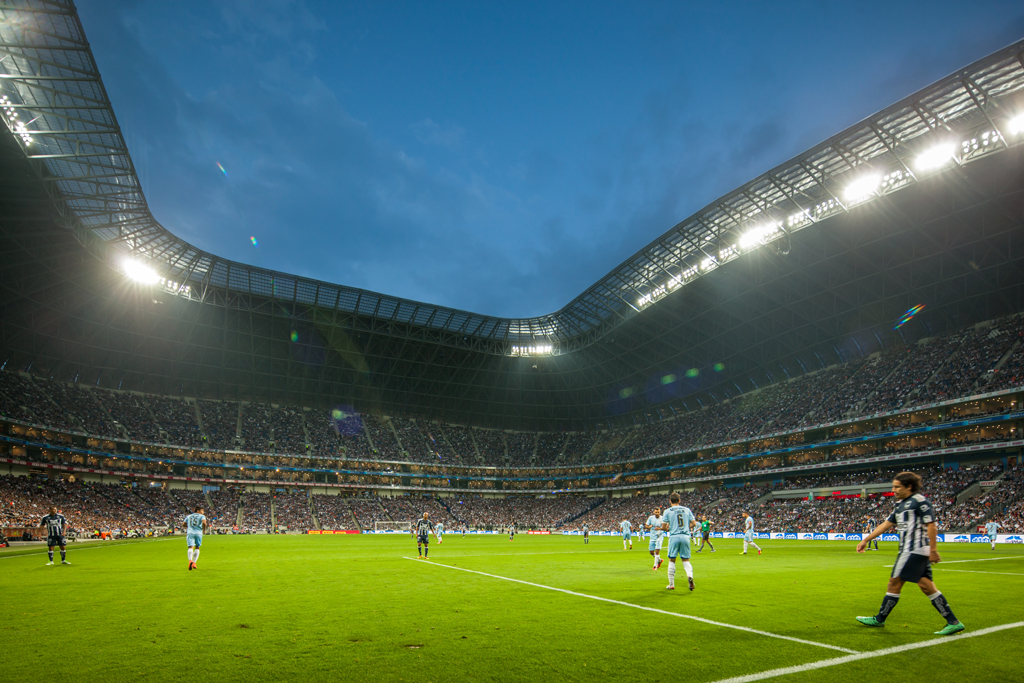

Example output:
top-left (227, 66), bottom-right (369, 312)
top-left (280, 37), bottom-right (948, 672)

top-left (415, 512), bottom-right (434, 559)
top-left (40, 507), bottom-right (70, 565)
top-left (856, 472), bottom-right (964, 635)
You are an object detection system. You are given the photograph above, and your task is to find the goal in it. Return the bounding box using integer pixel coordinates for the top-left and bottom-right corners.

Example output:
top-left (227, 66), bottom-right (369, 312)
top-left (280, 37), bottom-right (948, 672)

top-left (375, 521), bottom-right (412, 533)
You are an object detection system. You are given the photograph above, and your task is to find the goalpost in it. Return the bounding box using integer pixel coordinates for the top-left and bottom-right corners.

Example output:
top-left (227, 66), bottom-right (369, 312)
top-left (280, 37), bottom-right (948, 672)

top-left (375, 521), bottom-right (412, 533)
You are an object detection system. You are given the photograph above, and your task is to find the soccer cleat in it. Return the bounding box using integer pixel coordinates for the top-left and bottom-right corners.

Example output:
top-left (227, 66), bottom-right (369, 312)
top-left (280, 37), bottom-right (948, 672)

top-left (61, 560), bottom-right (70, 565)
top-left (46, 561), bottom-right (54, 566)
top-left (856, 616), bottom-right (884, 627)
top-left (188, 562), bottom-right (194, 571)
top-left (740, 552), bottom-right (746, 555)
top-left (656, 558), bottom-right (663, 570)
top-left (935, 622), bottom-right (965, 636)
top-left (666, 585), bottom-right (675, 590)
top-left (758, 549), bottom-right (762, 555)
top-left (688, 577), bottom-right (695, 591)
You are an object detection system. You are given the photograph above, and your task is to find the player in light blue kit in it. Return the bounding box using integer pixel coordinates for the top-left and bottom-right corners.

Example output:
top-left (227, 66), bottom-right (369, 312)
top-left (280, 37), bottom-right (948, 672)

top-left (985, 519), bottom-right (1001, 549)
top-left (645, 508), bottom-right (664, 570)
top-left (660, 492), bottom-right (697, 591)
top-left (620, 519), bottom-right (633, 550)
top-left (183, 506), bottom-right (208, 571)
top-left (435, 521), bottom-right (445, 544)
top-left (741, 512), bottom-right (762, 555)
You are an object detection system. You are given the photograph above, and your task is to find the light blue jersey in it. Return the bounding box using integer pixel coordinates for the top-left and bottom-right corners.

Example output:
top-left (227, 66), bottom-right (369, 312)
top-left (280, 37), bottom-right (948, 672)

top-left (662, 505), bottom-right (695, 560)
top-left (184, 512), bottom-right (206, 547)
top-left (744, 515), bottom-right (755, 541)
top-left (436, 523), bottom-right (444, 534)
top-left (620, 520), bottom-right (632, 538)
top-left (646, 514), bottom-right (664, 551)
top-left (985, 521), bottom-right (1000, 537)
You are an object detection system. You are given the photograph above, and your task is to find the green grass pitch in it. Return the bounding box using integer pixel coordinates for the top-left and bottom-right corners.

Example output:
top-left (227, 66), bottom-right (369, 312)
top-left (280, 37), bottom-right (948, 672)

top-left (3, 534), bottom-right (1022, 682)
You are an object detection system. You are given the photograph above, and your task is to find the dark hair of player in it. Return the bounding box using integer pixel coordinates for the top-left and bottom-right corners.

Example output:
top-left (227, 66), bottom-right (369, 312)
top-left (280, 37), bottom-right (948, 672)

top-left (894, 471), bottom-right (922, 493)
top-left (670, 492), bottom-right (680, 504)
top-left (194, 506), bottom-right (204, 512)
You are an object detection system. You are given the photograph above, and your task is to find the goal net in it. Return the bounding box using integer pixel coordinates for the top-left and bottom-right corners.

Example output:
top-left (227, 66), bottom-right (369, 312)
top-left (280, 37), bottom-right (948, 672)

top-left (375, 521), bottom-right (412, 532)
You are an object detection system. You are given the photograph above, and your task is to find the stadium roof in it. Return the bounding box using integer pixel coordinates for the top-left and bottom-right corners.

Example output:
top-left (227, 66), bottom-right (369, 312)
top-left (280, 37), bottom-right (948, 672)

top-left (2, 1), bottom-right (1024, 428)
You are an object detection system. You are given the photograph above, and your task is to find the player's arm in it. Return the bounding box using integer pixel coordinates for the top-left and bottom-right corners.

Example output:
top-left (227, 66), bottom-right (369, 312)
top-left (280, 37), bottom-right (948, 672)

top-left (927, 522), bottom-right (941, 563)
top-left (202, 517), bottom-right (209, 533)
top-left (856, 520), bottom-right (893, 552)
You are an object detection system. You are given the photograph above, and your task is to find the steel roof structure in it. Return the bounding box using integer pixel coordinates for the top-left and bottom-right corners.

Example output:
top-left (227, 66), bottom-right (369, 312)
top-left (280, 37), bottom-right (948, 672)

top-left (2, 0), bottom-right (1024, 429)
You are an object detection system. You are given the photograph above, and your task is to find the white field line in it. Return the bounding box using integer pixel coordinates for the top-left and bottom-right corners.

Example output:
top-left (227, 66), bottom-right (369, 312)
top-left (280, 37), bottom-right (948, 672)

top-left (884, 555), bottom-right (1021, 567)
top-left (404, 557), bottom-right (858, 654)
top-left (705, 621), bottom-right (1024, 683)
top-left (0, 536), bottom-right (175, 559)
top-left (938, 569), bottom-right (1024, 576)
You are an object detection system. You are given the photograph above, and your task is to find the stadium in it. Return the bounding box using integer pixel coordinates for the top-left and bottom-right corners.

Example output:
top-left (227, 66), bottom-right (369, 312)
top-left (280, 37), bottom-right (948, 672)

top-left (2, 2), bottom-right (1024, 682)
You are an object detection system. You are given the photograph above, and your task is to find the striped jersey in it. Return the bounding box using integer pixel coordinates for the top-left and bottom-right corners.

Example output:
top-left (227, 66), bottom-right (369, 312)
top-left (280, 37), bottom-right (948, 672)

top-left (416, 518), bottom-right (433, 536)
top-left (41, 513), bottom-right (67, 537)
top-left (886, 493), bottom-right (934, 556)
top-left (866, 517), bottom-right (877, 530)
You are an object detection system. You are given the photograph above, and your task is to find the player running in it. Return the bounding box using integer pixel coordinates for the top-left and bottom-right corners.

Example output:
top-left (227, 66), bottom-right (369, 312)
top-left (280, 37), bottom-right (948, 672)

top-left (435, 521), bottom-right (444, 544)
top-left (416, 512), bottom-right (434, 559)
top-left (40, 507), bottom-right (70, 566)
top-left (660, 493), bottom-right (696, 591)
top-left (184, 506), bottom-right (208, 570)
top-left (864, 516), bottom-right (879, 550)
top-left (985, 519), bottom-right (1001, 549)
top-left (855, 471), bottom-right (965, 635)
top-left (645, 508), bottom-right (664, 570)
top-left (583, 524), bottom-right (589, 544)
top-left (696, 517), bottom-right (715, 553)
top-left (620, 519), bottom-right (632, 550)
top-left (741, 512), bottom-right (762, 555)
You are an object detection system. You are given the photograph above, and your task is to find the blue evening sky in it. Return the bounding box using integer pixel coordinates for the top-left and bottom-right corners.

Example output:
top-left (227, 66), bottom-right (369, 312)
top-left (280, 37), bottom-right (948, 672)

top-left (78, 1), bottom-right (1024, 318)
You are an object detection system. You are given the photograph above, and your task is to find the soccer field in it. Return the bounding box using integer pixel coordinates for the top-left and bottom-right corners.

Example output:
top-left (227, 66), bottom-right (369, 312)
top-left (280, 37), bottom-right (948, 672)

top-left (3, 535), bottom-right (1022, 683)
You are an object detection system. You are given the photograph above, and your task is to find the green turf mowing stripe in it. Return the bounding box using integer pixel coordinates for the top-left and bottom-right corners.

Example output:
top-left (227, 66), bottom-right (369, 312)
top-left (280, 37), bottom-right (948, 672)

top-left (703, 621), bottom-right (1024, 683)
top-left (404, 556), bottom-right (860, 654)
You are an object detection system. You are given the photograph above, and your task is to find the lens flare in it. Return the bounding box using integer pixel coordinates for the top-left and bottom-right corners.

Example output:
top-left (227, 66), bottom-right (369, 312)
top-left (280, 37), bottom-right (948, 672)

top-left (216, 162), bottom-right (228, 177)
top-left (250, 236), bottom-right (259, 247)
top-left (894, 304), bottom-right (926, 330)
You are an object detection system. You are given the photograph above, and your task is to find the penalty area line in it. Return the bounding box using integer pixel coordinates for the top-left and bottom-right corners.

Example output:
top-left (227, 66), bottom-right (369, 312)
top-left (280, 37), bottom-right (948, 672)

top-left (704, 620), bottom-right (1024, 683)
top-left (403, 557), bottom-right (857, 654)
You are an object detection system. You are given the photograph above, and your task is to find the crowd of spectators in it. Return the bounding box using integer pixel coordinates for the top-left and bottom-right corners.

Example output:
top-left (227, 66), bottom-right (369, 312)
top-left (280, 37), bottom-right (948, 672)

top-left (310, 494), bottom-right (359, 529)
top-left (273, 491), bottom-right (313, 529)
top-left (100, 391), bottom-right (162, 442)
top-left (239, 404), bottom-right (271, 453)
top-left (198, 400), bottom-right (239, 450)
top-left (148, 396), bottom-right (203, 446)
top-left (240, 491), bottom-right (272, 530)
top-left (506, 432), bottom-right (535, 466)
top-left (364, 414), bottom-right (401, 460)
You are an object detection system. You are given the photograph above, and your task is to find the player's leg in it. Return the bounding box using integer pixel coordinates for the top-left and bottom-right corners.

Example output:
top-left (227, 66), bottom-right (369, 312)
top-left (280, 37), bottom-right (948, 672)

top-left (423, 538), bottom-right (429, 558)
top-left (918, 576), bottom-right (964, 634)
top-left (59, 543), bottom-right (68, 564)
top-left (187, 544), bottom-right (195, 569)
top-left (857, 561), bottom-right (909, 626)
top-left (417, 539), bottom-right (423, 557)
top-left (706, 535), bottom-right (715, 552)
top-left (192, 539), bottom-right (201, 567)
top-left (46, 543), bottom-right (55, 565)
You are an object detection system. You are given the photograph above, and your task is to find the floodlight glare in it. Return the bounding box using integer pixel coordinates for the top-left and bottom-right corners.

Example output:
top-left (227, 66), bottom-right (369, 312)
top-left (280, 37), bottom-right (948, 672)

top-left (914, 143), bottom-right (956, 171)
top-left (123, 259), bottom-right (159, 284)
top-left (843, 174), bottom-right (881, 202)
top-left (1008, 113), bottom-right (1024, 135)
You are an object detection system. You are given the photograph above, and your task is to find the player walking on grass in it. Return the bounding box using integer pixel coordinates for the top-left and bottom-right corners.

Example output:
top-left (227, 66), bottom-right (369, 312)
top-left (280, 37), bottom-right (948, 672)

top-left (620, 519), bottom-right (632, 549)
top-left (864, 516), bottom-right (879, 550)
top-left (660, 493), bottom-right (696, 591)
top-left (583, 524), bottom-right (589, 544)
top-left (416, 513), bottom-right (434, 559)
top-left (184, 506), bottom-right (208, 570)
top-left (741, 512), bottom-right (762, 555)
top-left (40, 507), bottom-right (70, 565)
top-left (985, 519), bottom-right (1001, 549)
top-left (645, 508), bottom-right (664, 570)
top-left (435, 521), bottom-right (444, 544)
top-left (697, 517), bottom-right (715, 553)
top-left (856, 471), bottom-right (965, 636)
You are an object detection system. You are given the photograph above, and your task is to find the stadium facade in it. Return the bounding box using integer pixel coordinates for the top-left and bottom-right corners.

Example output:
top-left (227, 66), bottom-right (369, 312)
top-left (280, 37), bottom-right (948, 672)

top-left (1, 2), bottom-right (1024, 520)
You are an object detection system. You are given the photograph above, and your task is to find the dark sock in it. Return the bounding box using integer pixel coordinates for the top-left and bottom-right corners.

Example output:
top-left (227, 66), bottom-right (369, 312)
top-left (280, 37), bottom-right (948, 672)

top-left (876, 593), bottom-right (900, 622)
top-left (708, 541), bottom-right (715, 551)
top-left (424, 547), bottom-right (428, 557)
top-left (48, 550), bottom-right (53, 562)
top-left (929, 592), bottom-right (958, 624)
top-left (60, 549), bottom-right (66, 561)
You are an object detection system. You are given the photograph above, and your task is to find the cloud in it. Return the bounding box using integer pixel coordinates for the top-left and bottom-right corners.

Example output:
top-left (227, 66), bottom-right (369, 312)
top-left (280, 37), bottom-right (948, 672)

top-left (409, 119), bottom-right (465, 148)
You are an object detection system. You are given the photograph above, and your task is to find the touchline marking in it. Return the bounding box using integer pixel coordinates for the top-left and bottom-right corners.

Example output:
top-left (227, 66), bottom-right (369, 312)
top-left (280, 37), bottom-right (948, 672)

top-left (939, 569), bottom-right (1024, 576)
top-left (404, 557), bottom-right (857, 654)
top-left (0, 537), bottom-right (175, 559)
top-left (884, 556), bottom-right (1020, 567)
top-left (703, 621), bottom-right (1024, 683)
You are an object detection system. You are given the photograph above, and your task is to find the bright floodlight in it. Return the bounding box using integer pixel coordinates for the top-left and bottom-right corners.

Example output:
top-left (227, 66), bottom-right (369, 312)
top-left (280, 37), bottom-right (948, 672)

top-left (123, 259), bottom-right (159, 284)
top-left (914, 143), bottom-right (956, 171)
top-left (1008, 113), bottom-right (1024, 135)
top-left (843, 174), bottom-right (881, 202)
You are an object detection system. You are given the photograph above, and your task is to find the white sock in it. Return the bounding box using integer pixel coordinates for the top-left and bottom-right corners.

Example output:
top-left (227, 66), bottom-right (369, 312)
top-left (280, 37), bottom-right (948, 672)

top-left (193, 549), bottom-right (200, 563)
top-left (187, 548), bottom-right (194, 562)
top-left (743, 541), bottom-right (748, 553)
top-left (667, 562), bottom-right (676, 587)
top-left (751, 542), bottom-right (761, 551)
top-left (682, 560), bottom-right (693, 578)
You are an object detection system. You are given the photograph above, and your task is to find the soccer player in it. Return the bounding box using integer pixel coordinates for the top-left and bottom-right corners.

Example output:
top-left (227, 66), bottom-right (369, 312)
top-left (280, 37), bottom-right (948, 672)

top-left (697, 517), bottom-right (715, 553)
top-left (416, 512), bottom-right (434, 558)
top-left (985, 519), bottom-right (1001, 550)
top-left (461, 525), bottom-right (466, 538)
top-left (741, 512), bottom-right (762, 555)
top-left (583, 524), bottom-right (589, 544)
top-left (855, 471), bottom-right (965, 636)
top-left (645, 508), bottom-right (664, 570)
top-left (864, 515), bottom-right (879, 550)
top-left (620, 519), bottom-right (632, 550)
top-left (660, 493), bottom-right (696, 591)
top-left (509, 523), bottom-right (516, 541)
top-left (183, 506), bottom-right (208, 570)
top-left (435, 521), bottom-right (444, 544)
top-left (40, 507), bottom-right (70, 566)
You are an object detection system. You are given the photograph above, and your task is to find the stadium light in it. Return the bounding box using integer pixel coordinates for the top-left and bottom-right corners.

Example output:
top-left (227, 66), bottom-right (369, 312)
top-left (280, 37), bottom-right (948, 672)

top-left (122, 259), bottom-right (160, 284)
top-left (738, 222), bottom-right (782, 251)
top-left (843, 174), bottom-right (881, 203)
top-left (914, 142), bottom-right (957, 171)
top-left (1008, 113), bottom-right (1024, 135)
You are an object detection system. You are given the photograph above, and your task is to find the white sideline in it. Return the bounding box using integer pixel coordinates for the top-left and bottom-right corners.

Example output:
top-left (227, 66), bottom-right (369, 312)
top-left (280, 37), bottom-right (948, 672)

top-left (704, 621), bottom-right (1024, 683)
top-left (884, 555), bottom-right (1020, 567)
top-left (0, 536), bottom-right (175, 559)
top-left (404, 557), bottom-right (858, 654)
top-left (939, 569), bottom-right (1024, 576)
